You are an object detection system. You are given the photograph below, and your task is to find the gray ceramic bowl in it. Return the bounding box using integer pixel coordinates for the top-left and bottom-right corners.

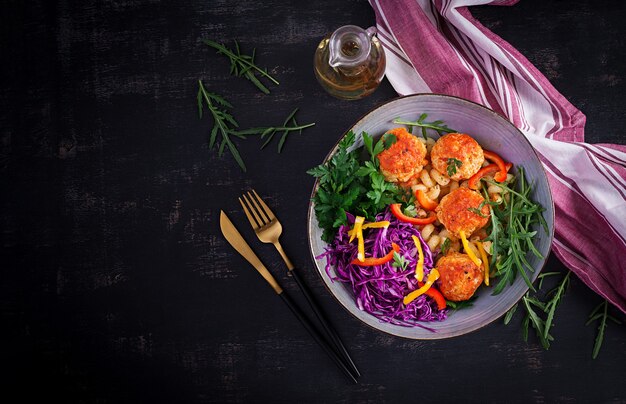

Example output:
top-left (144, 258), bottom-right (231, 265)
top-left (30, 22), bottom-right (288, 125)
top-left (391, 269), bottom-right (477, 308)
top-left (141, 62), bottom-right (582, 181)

top-left (307, 94), bottom-right (554, 339)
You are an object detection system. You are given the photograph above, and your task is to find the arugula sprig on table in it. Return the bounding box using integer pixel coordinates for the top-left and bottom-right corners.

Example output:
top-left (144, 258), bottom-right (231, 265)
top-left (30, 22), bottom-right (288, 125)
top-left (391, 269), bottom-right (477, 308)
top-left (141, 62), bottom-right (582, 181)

top-left (393, 113), bottom-right (455, 139)
top-left (204, 39), bottom-right (279, 94)
top-left (586, 299), bottom-right (621, 359)
top-left (307, 131), bottom-right (410, 242)
top-left (505, 271), bottom-right (570, 350)
top-left (197, 80), bottom-right (314, 171)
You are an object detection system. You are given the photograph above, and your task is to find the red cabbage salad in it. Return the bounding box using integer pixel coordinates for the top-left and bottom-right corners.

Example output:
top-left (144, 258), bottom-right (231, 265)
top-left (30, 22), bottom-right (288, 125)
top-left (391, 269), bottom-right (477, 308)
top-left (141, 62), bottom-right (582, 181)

top-left (318, 210), bottom-right (445, 330)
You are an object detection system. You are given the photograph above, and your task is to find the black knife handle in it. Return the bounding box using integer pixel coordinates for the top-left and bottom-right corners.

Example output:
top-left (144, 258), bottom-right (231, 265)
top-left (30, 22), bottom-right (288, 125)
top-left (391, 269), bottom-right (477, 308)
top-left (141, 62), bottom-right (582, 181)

top-left (279, 291), bottom-right (358, 384)
top-left (290, 268), bottom-right (361, 377)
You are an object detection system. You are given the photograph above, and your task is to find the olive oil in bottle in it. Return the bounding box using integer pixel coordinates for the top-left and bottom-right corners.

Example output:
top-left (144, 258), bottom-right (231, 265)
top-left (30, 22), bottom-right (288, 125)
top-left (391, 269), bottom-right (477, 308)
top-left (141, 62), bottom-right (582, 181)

top-left (314, 25), bottom-right (386, 100)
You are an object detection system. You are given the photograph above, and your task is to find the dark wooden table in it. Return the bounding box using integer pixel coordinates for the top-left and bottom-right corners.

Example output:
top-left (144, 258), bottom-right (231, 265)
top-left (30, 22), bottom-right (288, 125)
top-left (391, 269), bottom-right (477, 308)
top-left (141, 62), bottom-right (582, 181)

top-left (2, 0), bottom-right (625, 402)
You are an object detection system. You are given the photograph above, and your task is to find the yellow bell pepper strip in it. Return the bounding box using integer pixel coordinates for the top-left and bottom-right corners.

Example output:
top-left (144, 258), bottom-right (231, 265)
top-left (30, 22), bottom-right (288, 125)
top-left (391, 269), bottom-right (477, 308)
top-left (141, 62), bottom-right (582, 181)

top-left (411, 235), bottom-right (425, 282)
top-left (349, 216), bottom-right (364, 243)
top-left (390, 203), bottom-right (437, 225)
top-left (483, 150), bottom-right (509, 182)
top-left (459, 230), bottom-right (482, 268)
top-left (348, 217), bottom-right (391, 262)
top-left (349, 216), bottom-right (366, 262)
top-left (351, 243), bottom-right (400, 266)
top-left (403, 269), bottom-right (440, 305)
top-left (475, 241), bottom-right (490, 286)
top-left (347, 221), bottom-right (390, 239)
top-left (415, 189), bottom-right (438, 211)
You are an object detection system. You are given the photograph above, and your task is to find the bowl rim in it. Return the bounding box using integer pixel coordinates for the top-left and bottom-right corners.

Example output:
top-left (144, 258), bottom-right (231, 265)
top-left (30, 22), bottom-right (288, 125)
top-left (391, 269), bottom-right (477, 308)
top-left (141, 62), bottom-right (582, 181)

top-left (306, 93), bottom-right (555, 340)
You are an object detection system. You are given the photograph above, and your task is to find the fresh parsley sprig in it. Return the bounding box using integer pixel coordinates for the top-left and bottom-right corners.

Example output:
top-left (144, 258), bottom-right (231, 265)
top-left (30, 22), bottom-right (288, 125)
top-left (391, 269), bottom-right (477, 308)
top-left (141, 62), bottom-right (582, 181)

top-left (446, 157), bottom-right (462, 177)
top-left (204, 39), bottom-right (279, 94)
top-left (308, 131), bottom-right (410, 242)
top-left (393, 113), bottom-right (456, 140)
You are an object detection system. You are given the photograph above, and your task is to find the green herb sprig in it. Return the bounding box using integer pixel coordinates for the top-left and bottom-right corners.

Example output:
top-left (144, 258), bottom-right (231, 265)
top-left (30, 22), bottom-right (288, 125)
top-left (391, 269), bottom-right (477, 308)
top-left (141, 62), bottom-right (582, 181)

top-left (204, 39), bottom-right (279, 94)
top-left (198, 80), bottom-right (314, 171)
top-left (197, 81), bottom-right (247, 170)
top-left (307, 131), bottom-right (411, 242)
top-left (586, 299), bottom-right (621, 359)
top-left (483, 167), bottom-right (547, 295)
top-left (234, 108), bottom-right (315, 153)
top-left (504, 271), bottom-right (570, 350)
top-left (446, 157), bottom-right (462, 177)
top-left (393, 113), bottom-right (455, 140)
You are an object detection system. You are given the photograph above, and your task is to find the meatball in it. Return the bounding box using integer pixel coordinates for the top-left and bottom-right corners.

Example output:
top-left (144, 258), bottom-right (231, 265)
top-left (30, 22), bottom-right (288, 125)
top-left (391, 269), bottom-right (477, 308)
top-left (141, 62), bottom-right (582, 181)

top-left (436, 187), bottom-right (490, 238)
top-left (377, 127), bottom-right (427, 183)
top-left (436, 252), bottom-right (484, 301)
top-left (430, 133), bottom-right (484, 181)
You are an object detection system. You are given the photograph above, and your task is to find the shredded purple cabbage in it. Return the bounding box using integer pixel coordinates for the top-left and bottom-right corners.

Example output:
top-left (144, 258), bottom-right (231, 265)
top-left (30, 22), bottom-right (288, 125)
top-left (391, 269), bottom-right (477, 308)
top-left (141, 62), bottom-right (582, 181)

top-left (317, 209), bottom-right (447, 331)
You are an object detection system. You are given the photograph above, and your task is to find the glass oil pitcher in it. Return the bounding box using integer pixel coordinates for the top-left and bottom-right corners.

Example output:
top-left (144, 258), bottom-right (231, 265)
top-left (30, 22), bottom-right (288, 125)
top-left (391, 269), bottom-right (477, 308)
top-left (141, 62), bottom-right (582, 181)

top-left (314, 25), bottom-right (386, 100)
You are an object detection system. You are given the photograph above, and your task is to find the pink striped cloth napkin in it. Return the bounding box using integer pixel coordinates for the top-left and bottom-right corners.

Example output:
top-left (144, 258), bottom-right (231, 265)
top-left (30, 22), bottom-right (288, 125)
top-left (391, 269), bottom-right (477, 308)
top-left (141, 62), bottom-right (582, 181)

top-left (368, 0), bottom-right (626, 313)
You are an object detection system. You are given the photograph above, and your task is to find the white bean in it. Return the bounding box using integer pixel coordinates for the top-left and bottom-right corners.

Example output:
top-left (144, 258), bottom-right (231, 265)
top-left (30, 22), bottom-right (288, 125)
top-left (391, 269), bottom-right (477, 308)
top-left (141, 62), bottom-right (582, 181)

top-left (427, 184), bottom-right (440, 200)
top-left (426, 137), bottom-right (436, 154)
top-left (449, 181), bottom-right (459, 192)
top-left (430, 168), bottom-right (450, 186)
top-left (488, 184), bottom-right (503, 194)
top-left (460, 180), bottom-right (469, 188)
top-left (412, 183), bottom-right (428, 193)
top-left (421, 224), bottom-right (435, 241)
top-left (427, 235), bottom-right (441, 251)
top-left (420, 170), bottom-right (435, 188)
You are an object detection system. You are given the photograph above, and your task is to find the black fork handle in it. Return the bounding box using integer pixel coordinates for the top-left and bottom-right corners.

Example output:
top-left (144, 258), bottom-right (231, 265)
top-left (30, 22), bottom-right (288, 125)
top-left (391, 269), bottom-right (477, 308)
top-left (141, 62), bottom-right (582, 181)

top-left (278, 290), bottom-right (358, 384)
top-left (290, 268), bottom-right (361, 377)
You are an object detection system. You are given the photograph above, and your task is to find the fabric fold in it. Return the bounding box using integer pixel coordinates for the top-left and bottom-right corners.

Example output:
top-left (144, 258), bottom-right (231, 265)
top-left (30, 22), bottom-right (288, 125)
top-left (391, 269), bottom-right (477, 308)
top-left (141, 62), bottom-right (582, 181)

top-left (369, 0), bottom-right (626, 313)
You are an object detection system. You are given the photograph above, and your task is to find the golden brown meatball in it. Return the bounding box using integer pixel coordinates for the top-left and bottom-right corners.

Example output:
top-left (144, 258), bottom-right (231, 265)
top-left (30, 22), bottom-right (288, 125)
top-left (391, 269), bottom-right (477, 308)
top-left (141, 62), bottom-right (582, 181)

top-left (430, 133), bottom-right (484, 181)
top-left (436, 252), bottom-right (484, 301)
top-left (377, 127), bottom-right (427, 183)
top-left (436, 187), bottom-right (490, 238)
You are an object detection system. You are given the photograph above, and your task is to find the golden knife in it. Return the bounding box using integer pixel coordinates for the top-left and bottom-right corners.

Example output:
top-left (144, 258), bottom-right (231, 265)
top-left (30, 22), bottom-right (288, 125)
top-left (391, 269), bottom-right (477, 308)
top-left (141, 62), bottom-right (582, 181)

top-left (219, 210), bottom-right (358, 384)
top-left (219, 210), bottom-right (282, 294)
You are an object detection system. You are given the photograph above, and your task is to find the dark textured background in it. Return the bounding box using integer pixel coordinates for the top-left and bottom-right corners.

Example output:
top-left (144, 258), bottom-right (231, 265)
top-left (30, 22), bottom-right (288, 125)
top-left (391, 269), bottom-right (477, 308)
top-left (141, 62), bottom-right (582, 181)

top-left (1, 0), bottom-right (625, 402)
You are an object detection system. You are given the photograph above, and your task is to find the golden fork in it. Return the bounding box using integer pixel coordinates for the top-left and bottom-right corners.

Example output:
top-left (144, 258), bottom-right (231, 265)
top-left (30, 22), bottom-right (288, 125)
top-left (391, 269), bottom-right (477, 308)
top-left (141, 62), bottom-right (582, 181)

top-left (239, 189), bottom-right (294, 270)
top-left (239, 189), bottom-right (360, 378)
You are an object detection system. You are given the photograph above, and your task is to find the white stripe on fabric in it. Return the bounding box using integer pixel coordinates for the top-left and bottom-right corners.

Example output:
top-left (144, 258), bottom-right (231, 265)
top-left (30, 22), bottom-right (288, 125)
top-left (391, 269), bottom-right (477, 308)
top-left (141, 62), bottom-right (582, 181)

top-left (442, 1), bottom-right (562, 139)
top-left (446, 22), bottom-right (503, 111)
top-left (379, 38), bottom-right (433, 94)
top-left (588, 144), bottom-right (626, 165)
top-left (531, 135), bottom-right (626, 236)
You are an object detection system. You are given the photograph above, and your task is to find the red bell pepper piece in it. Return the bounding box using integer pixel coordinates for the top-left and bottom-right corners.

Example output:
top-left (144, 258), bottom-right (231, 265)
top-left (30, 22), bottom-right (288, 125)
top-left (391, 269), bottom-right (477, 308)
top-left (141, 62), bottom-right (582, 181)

top-left (415, 189), bottom-right (438, 211)
top-left (351, 243), bottom-right (400, 266)
top-left (418, 281), bottom-right (447, 310)
top-left (390, 203), bottom-right (437, 225)
top-left (468, 162), bottom-right (513, 190)
top-left (483, 150), bottom-right (509, 182)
